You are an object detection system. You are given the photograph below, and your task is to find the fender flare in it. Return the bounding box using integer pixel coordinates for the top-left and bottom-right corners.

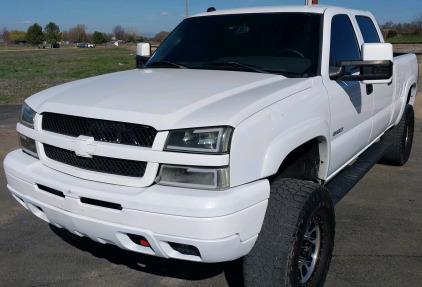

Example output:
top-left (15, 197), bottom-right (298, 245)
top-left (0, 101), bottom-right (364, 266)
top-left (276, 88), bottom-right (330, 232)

top-left (394, 77), bottom-right (418, 126)
top-left (260, 118), bottom-right (330, 180)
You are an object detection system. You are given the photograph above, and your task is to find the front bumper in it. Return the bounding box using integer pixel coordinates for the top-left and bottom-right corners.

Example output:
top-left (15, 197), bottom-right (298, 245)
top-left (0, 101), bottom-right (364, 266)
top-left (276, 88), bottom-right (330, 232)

top-left (4, 149), bottom-right (270, 263)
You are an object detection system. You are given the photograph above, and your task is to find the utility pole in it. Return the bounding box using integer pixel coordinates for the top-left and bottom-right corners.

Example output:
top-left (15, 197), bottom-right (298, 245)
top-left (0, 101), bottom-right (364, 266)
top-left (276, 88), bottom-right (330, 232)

top-left (186, 0), bottom-right (188, 17)
top-left (305, 0), bottom-right (318, 5)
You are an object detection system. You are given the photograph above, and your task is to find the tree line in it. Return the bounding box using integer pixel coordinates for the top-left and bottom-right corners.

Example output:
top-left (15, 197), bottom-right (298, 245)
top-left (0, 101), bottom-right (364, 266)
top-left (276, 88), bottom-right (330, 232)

top-left (380, 12), bottom-right (422, 39)
top-left (1, 11), bottom-right (422, 47)
top-left (1, 22), bottom-right (63, 46)
top-left (0, 22), bottom-right (171, 46)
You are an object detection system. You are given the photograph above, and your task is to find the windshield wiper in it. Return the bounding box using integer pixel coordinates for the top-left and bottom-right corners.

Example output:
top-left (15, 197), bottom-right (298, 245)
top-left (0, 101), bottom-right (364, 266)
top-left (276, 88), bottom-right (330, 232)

top-left (204, 62), bottom-right (267, 73)
top-left (146, 61), bottom-right (188, 69)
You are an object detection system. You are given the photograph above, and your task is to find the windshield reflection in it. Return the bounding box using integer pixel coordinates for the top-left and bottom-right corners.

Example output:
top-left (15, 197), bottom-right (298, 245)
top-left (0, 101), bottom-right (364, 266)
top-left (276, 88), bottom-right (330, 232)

top-left (147, 13), bottom-right (322, 77)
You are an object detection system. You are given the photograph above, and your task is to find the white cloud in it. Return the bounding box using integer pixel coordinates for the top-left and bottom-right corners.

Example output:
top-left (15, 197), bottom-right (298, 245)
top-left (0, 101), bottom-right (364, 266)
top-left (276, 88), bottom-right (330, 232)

top-left (160, 12), bottom-right (169, 16)
top-left (21, 20), bottom-right (32, 24)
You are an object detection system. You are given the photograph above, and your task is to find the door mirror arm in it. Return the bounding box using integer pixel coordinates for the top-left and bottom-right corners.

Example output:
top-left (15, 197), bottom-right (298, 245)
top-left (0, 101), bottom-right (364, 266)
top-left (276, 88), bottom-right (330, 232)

top-left (329, 60), bottom-right (393, 82)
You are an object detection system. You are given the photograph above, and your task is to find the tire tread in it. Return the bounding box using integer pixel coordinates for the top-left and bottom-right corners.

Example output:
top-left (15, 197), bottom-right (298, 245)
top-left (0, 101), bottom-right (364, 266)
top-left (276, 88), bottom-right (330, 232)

top-left (380, 105), bottom-right (414, 166)
top-left (243, 179), bottom-right (334, 287)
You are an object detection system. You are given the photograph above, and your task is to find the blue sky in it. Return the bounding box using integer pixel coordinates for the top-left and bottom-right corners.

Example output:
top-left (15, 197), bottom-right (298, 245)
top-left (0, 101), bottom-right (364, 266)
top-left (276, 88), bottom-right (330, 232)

top-left (0, 0), bottom-right (421, 36)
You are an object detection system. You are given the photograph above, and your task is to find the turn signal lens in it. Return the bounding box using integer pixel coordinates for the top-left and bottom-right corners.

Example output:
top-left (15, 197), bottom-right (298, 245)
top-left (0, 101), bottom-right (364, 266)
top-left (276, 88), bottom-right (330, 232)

top-left (156, 165), bottom-right (230, 190)
top-left (19, 134), bottom-right (38, 158)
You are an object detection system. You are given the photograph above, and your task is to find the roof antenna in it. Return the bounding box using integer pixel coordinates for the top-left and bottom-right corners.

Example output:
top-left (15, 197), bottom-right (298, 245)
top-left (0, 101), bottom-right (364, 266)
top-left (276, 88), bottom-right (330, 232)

top-left (207, 7), bottom-right (216, 12)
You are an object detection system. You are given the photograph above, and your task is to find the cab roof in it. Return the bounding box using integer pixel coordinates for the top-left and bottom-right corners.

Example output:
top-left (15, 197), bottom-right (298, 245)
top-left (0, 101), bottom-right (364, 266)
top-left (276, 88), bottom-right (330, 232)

top-left (192, 5), bottom-right (370, 18)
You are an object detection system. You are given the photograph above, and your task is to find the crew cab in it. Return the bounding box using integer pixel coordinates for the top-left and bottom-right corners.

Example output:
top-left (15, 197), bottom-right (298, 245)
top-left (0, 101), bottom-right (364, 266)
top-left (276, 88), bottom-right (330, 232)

top-left (4, 5), bottom-right (418, 286)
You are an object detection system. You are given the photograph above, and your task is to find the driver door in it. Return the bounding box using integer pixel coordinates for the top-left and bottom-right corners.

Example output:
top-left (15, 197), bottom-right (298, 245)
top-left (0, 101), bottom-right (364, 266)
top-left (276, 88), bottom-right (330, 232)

top-left (323, 14), bottom-right (374, 176)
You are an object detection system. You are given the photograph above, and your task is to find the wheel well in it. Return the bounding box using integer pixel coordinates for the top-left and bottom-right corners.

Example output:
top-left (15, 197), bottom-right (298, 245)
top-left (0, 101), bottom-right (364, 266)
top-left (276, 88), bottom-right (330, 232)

top-left (407, 84), bottom-right (417, 105)
top-left (271, 138), bottom-right (321, 182)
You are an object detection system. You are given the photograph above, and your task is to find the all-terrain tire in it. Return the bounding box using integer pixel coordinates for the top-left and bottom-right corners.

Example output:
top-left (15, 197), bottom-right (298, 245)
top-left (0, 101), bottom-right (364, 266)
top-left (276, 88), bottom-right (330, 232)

top-left (380, 104), bottom-right (414, 166)
top-left (243, 178), bottom-right (335, 287)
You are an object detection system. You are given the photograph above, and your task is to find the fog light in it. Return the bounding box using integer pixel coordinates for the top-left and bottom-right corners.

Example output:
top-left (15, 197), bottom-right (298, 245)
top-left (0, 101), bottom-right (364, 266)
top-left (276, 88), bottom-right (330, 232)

top-left (156, 165), bottom-right (229, 190)
top-left (168, 242), bottom-right (201, 257)
top-left (19, 134), bottom-right (38, 158)
top-left (128, 234), bottom-right (150, 247)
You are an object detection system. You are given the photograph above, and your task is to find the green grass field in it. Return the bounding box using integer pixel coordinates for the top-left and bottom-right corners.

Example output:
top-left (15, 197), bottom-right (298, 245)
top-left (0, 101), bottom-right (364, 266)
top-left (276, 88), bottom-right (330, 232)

top-left (0, 46), bottom-right (137, 104)
top-left (386, 35), bottom-right (422, 43)
top-left (0, 43), bottom-right (419, 105)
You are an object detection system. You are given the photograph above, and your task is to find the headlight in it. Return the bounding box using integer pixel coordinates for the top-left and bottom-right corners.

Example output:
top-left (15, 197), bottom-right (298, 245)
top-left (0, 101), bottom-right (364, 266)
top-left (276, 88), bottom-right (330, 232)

top-left (20, 103), bottom-right (36, 128)
top-left (19, 103), bottom-right (38, 157)
top-left (156, 165), bottom-right (230, 190)
top-left (165, 126), bottom-right (233, 153)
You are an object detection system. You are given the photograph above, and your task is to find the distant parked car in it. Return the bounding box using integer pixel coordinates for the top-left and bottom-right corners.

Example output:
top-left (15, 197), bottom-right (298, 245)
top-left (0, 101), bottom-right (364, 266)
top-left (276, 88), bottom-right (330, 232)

top-left (77, 43), bottom-right (95, 48)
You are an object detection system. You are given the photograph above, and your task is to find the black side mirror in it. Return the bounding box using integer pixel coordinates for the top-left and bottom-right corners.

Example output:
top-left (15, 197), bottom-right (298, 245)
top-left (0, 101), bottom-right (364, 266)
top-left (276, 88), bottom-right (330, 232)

top-left (136, 55), bottom-right (150, 69)
top-left (330, 43), bottom-right (393, 84)
top-left (329, 60), bottom-right (393, 82)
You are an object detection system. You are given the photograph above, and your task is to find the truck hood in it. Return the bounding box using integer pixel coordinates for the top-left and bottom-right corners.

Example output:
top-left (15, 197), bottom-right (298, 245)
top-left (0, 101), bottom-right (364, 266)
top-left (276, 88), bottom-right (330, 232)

top-left (27, 69), bottom-right (312, 130)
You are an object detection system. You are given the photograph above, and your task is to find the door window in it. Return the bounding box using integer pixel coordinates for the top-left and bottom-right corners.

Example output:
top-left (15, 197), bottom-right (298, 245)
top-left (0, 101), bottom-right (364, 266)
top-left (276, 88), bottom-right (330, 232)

top-left (330, 15), bottom-right (361, 73)
top-left (356, 16), bottom-right (380, 43)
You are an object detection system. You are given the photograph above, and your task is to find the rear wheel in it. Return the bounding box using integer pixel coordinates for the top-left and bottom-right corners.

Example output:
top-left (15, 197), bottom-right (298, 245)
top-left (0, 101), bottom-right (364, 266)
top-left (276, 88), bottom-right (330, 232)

top-left (243, 178), bottom-right (335, 287)
top-left (380, 104), bottom-right (414, 166)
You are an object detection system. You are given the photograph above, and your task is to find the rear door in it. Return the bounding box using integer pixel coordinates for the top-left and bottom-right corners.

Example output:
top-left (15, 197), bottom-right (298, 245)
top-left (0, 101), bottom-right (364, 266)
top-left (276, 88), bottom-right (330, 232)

top-left (355, 15), bottom-right (395, 142)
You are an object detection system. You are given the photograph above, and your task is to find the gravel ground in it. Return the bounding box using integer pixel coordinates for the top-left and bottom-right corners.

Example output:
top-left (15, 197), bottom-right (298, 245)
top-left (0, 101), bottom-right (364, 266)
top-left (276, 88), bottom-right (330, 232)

top-left (0, 78), bottom-right (69, 103)
top-left (0, 106), bottom-right (421, 287)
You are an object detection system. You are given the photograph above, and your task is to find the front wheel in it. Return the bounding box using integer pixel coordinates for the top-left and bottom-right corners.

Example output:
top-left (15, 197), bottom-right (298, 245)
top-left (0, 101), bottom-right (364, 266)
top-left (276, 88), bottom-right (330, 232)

top-left (243, 179), bottom-right (335, 287)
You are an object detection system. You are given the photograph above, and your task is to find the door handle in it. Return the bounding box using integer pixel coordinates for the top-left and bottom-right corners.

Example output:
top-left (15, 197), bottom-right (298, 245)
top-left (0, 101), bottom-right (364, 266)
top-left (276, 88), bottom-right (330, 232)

top-left (366, 84), bottom-right (373, 95)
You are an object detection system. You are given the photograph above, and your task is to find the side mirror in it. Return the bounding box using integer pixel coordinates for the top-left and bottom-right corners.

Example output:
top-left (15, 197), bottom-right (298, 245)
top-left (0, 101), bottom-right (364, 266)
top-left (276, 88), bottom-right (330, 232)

top-left (361, 43), bottom-right (393, 84)
top-left (330, 43), bottom-right (393, 84)
top-left (136, 43), bottom-right (151, 68)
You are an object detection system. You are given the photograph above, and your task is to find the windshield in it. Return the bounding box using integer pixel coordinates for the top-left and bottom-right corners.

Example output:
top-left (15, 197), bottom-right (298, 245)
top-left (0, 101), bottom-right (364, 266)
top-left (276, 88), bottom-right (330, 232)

top-left (147, 13), bottom-right (322, 77)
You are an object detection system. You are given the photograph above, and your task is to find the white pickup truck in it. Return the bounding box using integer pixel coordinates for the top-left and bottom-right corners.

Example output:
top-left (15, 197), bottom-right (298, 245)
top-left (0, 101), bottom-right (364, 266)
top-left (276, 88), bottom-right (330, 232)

top-left (4, 5), bottom-right (418, 286)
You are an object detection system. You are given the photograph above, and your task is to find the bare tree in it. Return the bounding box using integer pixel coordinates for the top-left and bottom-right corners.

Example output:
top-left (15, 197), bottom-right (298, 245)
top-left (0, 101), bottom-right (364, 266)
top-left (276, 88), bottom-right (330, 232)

top-left (414, 12), bottom-right (422, 35)
top-left (153, 31), bottom-right (170, 43)
top-left (113, 25), bottom-right (128, 41)
top-left (382, 21), bottom-right (394, 30)
top-left (1, 27), bottom-right (9, 49)
top-left (61, 30), bottom-right (69, 42)
top-left (125, 27), bottom-right (139, 43)
top-left (1, 27), bottom-right (10, 42)
top-left (1, 27), bottom-right (10, 47)
top-left (68, 24), bottom-right (87, 43)
top-left (126, 27), bottom-right (138, 37)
